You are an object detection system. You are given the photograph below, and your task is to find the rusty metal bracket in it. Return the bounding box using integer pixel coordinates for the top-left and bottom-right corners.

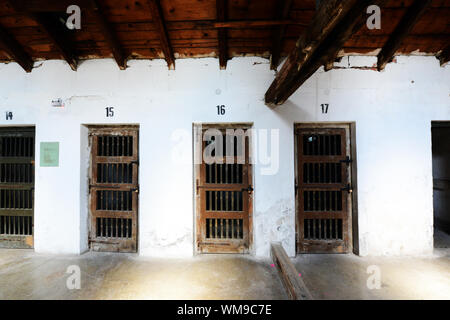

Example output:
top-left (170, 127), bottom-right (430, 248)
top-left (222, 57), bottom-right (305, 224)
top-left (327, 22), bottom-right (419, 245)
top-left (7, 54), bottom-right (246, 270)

top-left (339, 156), bottom-right (353, 165)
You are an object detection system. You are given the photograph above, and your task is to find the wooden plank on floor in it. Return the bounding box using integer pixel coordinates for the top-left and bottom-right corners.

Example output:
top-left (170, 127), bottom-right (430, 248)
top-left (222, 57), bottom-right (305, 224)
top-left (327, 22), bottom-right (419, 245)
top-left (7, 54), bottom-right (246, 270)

top-left (271, 242), bottom-right (313, 300)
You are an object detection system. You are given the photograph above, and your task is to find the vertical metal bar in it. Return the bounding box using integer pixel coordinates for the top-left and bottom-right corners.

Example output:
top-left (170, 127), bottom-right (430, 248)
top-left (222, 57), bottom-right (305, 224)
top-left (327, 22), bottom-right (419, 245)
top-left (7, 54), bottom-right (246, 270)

top-left (313, 191), bottom-right (316, 211)
top-left (319, 218), bottom-right (322, 239)
top-left (225, 191), bottom-right (229, 211)
top-left (312, 219), bottom-right (315, 239)
top-left (215, 190), bottom-right (218, 211)
top-left (233, 219), bottom-right (236, 239)
top-left (231, 191), bottom-right (235, 211)
top-left (209, 219), bottom-right (212, 238)
top-left (105, 136), bottom-right (109, 157)
top-left (214, 164), bottom-right (217, 184)
top-left (305, 191), bottom-right (308, 211)
top-left (319, 135), bottom-right (322, 156)
top-left (208, 191), bottom-right (212, 211)
top-left (307, 219), bottom-right (311, 239)
top-left (333, 219), bottom-right (336, 239)
top-left (115, 136), bottom-right (119, 157)
top-left (225, 219), bottom-right (229, 238)
top-left (230, 164), bottom-right (235, 183)
top-left (237, 219), bottom-right (240, 239)
top-left (124, 217), bottom-right (128, 238)
top-left (128, 136), bottom-right (132, 157)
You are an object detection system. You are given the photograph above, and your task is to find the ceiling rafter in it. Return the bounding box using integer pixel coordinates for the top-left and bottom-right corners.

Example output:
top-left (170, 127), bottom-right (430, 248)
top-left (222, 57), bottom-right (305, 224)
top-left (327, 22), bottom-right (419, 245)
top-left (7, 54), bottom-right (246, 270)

top-left (270, 0), bottom-right (293, 70)
top-left (148, 0), bottom-right (175, 70)
top-left (0, 24), bottom-right (34, 72)
top-left (265, 0), bottom-right (387, 106)
top-left (89, 0), bottom-right (127, 70)
top-left (7, 1), bottom-right (78, 71)
top-left (216, 0), bottom-right (228, 70)
top-left (377, 0), bottom-right (432, 71)
top-left (437, 44), bottom-right (450, 66)
top-left (31, 12), bottom-right (78, 71)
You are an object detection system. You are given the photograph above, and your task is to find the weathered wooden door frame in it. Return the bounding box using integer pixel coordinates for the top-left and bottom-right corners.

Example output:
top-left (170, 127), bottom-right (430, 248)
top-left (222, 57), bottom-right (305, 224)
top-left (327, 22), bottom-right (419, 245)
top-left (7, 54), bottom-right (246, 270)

top-left (87, 125), bottom-right (139, 253)
top-left (0, 126), bottom-right (35, 249)
top-left (294, 123), bottom-right (358, 254)
top-left (193, 123), bottom-right (254, 254)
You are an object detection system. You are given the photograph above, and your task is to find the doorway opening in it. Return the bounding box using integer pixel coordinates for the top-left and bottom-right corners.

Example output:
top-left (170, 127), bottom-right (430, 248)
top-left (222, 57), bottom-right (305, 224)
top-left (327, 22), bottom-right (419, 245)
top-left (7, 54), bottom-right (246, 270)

top-left (0, 127), bottom-right (35, 249)
top-left (194, 123), bottom-right (253, 254)
top-left (295, 123), bottom-right (357, 254)
top-left (432, 121), bottom-right (450, 249)
top-left (88, 125), bottom-right (139, 253)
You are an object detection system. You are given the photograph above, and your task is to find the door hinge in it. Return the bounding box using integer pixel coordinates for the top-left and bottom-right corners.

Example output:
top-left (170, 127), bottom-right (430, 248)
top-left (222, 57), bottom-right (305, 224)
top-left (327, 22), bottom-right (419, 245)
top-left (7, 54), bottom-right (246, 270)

top-left (341, 184), bottom-right (353, 193)
top-left (131, 187), bottom-right (139, 194)
top-left (339, 156), bottom-right (352, 165)
top-left (241, 186), bottom-right (253, 194)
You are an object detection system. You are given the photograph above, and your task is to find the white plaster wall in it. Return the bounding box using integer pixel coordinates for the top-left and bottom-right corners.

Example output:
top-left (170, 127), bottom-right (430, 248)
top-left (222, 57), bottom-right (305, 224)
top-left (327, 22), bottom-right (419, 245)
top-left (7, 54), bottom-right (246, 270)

top-left (0, 55), bottom-right (448, 257)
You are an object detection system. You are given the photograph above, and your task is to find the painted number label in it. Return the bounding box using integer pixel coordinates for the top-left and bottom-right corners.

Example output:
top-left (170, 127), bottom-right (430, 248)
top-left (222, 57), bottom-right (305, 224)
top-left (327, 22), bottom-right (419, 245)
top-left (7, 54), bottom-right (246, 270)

top-left (321, 104), bottom-right (329, 114)
top-left (5, 111), bottom-right (13, 120)
top-left (217, 105), bottom-right (226, 115)
top-left (105, 107), bottom-right (114, 117)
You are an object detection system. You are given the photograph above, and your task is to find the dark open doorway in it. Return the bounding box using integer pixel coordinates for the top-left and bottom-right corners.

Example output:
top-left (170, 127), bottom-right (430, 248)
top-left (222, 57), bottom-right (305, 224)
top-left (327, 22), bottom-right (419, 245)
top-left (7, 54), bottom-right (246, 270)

top-left (432, 122), bottom-right (450, 249)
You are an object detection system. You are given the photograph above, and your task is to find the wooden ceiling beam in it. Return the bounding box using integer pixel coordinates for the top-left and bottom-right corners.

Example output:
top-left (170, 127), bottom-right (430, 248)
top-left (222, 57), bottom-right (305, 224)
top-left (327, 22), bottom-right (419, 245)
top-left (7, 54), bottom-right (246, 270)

top-left (215, 19), bottom-right (306, 28)
top-left (437, 44), bottom-right (450, 66)
top-left (90, 0), bottom-right (127, 70)
top-left (216, 0), bottom-right (228, 70)
top-left (148, 0), bottom-right (175, 70)
top-left (31, 13), bottom-right (78, 71)
top-left (265, 0), bottom-right (386, 106)
top-left (270, 0), bottom-right (293, 70)
top-left (9, 0), bottom-right (92, 12)
top-left (7, 1), bottom-right (78, 71)
top-left (377, 0), bottom-right (432, 71)
top-left (0, 24), bottom-right (34, 72)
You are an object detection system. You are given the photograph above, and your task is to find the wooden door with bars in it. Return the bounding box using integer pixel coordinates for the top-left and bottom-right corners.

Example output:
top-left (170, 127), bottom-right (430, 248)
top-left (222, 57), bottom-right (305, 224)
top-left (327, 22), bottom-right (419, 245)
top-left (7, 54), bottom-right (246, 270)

top-left (0, 127), bottom-right (35, 249)
top-left (296, 126), bottom-right (352, 253)
top-left (196, 126), bottom-right (252, 253)
top-left (89, 127), bottom-right (139, 253)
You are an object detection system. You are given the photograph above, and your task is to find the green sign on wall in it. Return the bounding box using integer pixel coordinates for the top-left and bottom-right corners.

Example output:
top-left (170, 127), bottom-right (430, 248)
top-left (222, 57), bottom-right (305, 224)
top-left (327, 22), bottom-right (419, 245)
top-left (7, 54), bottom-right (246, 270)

top-left (40, 142), bottom-right (59, 167)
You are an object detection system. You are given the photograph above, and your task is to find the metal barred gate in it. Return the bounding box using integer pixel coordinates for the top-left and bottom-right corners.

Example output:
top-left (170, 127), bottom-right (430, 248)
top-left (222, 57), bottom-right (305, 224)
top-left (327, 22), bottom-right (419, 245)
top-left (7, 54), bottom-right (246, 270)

top-left (0, 127), bottom-right (35, 249)
top-left (296, 125), bottom-right (352, 253)
top-left (88, 126), bottom-right (139, 253)
top-left (196, 125), bottom-right (253, 253)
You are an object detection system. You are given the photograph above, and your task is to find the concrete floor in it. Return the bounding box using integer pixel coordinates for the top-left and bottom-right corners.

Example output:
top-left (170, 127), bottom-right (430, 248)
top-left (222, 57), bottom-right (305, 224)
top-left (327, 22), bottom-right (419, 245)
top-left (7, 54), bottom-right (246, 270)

top-left (0, 250), bottom-right (287, 300)
top-left (2, 245), bottom-right (449, 300)
top-left (293, 248), bottom-right (450, 300)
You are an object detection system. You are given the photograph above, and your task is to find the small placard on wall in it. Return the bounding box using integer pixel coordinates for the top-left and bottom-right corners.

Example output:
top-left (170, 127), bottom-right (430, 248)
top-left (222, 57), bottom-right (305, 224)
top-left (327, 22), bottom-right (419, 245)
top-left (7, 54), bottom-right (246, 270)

top-left (40, 142), bottom-right (59, 167)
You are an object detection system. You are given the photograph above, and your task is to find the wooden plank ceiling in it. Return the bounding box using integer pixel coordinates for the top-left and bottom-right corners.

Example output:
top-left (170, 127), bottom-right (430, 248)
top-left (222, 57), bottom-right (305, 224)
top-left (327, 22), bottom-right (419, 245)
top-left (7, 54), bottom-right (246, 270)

top-left (0, 0), bottom-right (448, 104)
